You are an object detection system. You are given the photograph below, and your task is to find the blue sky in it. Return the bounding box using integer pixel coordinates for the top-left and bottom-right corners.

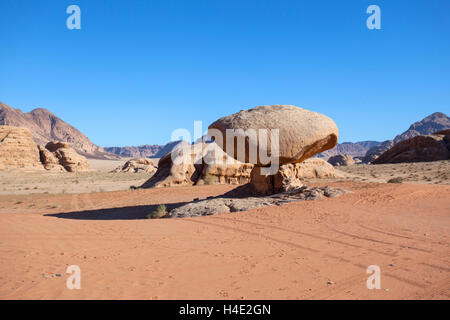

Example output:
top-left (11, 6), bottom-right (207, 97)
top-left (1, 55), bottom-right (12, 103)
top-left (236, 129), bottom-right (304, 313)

top-left (1, 0), bottom-right (449, 147)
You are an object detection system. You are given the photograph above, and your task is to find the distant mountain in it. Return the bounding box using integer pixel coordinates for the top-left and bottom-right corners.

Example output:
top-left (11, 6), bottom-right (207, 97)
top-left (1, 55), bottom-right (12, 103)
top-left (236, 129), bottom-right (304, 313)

top-left (104, 145), bottom-right (163, 158)
top-left (0, 102), bottom-right (117, 159)
top-left (393, 112), bottom-right (450, 143)
top-left (363, 112), bottom-right (450, 163)
top-left (316, 141), bottom-right (381, 159)
top-left (105, 140), bottom-right (184, 159)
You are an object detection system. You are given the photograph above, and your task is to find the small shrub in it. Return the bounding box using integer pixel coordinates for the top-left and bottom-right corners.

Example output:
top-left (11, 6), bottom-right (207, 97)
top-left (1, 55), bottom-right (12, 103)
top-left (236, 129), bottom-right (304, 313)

top-left (203, 174), bottom-right (216, 185)
top-left (147, 204), bottom-right (167, 219)
top-left (387, 177), bottom-right (403, 184)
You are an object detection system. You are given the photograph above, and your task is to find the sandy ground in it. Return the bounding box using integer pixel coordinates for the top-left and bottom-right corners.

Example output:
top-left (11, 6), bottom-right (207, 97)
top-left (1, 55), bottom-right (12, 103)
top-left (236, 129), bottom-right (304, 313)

top-left (337, 160), bottom-right (450, 184)
top-left (0, 158), bottom-right (162, 195)
top-left (0, 181), bottom-right (449, 300)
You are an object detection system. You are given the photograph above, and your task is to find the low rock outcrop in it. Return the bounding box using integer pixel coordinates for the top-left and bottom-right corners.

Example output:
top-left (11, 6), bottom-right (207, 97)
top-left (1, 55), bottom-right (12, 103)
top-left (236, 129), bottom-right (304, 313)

top-left (39, 141), bottom-right (90, 172)
top-left (167, 185), bottom-right (350, 218)
top-left (112, 158), bottom-right (156, 173)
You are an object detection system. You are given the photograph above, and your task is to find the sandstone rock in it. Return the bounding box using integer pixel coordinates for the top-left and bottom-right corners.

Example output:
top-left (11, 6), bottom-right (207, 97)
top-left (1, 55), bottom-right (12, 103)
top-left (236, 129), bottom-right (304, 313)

top-left (140, 141), bottom-right (202, 188)
top-left (38, 145), bottom-right (65, 171)
top-left (0, 126), bottom-right (43, 170)
top-left (208, 105), bottom-right (338, 166)
top-left (40, 141), bottom-right (90, 172)
top-left (112, 158), bottom-right (156, 173)
top-left (373, 130), bottom-right (450, 164)
top-left (196, 143), bottom-right (254, 185)
top-left (327, 154), bottom-right (356, 166)
top-left (141, 142), bottom-right (253, 188)
top-left (250, 158), bottom-right (341, 195)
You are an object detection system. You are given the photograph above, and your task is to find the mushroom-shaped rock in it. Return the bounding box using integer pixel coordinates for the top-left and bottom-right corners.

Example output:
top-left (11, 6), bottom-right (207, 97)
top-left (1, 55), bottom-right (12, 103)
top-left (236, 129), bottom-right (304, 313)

top-left (208, 105), bottom-right (339, 166)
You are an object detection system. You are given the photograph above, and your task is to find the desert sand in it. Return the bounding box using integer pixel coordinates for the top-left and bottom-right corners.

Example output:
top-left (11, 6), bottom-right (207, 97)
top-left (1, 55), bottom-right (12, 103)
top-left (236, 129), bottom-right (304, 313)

top-left (0, 176), bottom-right (449, 299)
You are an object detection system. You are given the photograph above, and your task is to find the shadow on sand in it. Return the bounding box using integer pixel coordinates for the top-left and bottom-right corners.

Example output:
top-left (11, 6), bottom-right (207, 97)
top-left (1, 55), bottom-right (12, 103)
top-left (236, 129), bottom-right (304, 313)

top-left (44, 184), bottom-right (258, 220)
top-left (44, 202), bottom-right (186, 220)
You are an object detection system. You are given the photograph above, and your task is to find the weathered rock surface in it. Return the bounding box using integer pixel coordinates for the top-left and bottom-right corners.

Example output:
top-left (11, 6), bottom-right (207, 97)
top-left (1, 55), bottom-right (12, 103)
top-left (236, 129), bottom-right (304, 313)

top-left (250, 158), bottom-right (342, 195)
top-left (111, 158), bottom-right (156, 173)
top-left (327, 154), bottom-right (356, 166)
top-left (373, 130), bottom-right (450, 164)
top-left (40, 141), bottom-right (90, 172)
top-left (166, 186), bottom-right (350, 218)
top-left (141, 142), bottom-right (253, 188)
top-left (0, 126), bottom-right (43, 170)
top-left (208, 105), bottom-right (338, 166)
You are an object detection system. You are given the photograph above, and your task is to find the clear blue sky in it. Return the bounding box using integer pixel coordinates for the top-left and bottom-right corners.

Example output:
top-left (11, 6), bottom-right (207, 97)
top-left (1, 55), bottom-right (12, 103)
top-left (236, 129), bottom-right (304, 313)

top-left (1, 0), bottom-right (449, 147)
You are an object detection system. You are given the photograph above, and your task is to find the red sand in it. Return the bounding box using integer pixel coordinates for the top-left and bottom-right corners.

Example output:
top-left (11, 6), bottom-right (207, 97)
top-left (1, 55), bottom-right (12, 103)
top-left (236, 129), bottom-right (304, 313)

top-left (0, 182), bottom-right (449, 299)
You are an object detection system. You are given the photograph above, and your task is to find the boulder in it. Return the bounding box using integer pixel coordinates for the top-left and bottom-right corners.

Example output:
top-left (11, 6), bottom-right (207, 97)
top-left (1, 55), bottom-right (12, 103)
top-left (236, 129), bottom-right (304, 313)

top-left (112, 158), bottom-right (156, 173)
top-left (208, 105), bottom-right (338, 166)
top-left (40, 141), bottom-right (90, 172)
top-left (373, 130), bottom-right (450, 164)
top-left (327, 154), bottom-right (356, 166)
top-left (250, 158), bottom-right (342, 195)
top-left (0, 126), bottom-right (43, 170)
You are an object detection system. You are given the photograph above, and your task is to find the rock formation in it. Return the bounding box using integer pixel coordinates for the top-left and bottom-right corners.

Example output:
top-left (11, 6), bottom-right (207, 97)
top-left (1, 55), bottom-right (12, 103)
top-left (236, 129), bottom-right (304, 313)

top-left (250, 158), bottom-right (341, 195)
top-left (209, 105), bottom-right (338, 165)
top-left (39, 141), bottom-right (90, 172)
top-left (373, 130), bottom-right (450, 164)
top-left (327, 154), bottom-right (356, 166)
top-left (111, 158), bottom-right (156, 173)
top-left (141, 142), bottom-right (253, 188)
top-left (208, 105), bottom-right (339, 194)
top-left (167, 186), bottom-right (350, 218)
top-left (0, 126), bottom-right (43, 170)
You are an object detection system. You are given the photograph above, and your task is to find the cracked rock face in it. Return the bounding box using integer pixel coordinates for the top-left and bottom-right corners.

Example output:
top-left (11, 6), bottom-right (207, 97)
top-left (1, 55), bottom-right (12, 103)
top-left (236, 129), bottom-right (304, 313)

top-left (166, 186), bottom-right (350, 218)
